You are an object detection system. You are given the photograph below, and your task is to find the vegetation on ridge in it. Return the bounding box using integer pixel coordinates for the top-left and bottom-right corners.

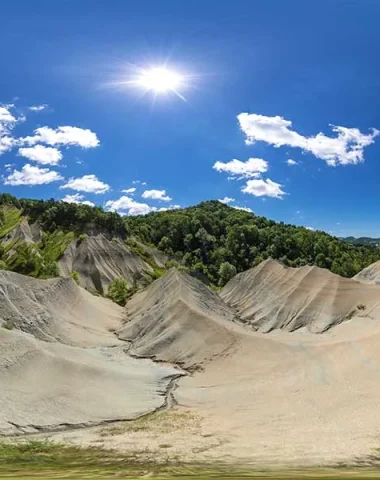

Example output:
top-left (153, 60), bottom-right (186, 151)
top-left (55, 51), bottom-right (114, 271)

top-left (1, 194), bottom-right (379, 288)
top-left (126, 200), bottom-right (380, 285)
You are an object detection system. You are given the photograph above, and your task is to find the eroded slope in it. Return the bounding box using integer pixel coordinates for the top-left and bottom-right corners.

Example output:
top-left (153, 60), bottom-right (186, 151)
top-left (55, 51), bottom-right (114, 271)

top-left (58, 234), bottom-right (153, 294)
top-left (220, 258), bottom-right (380, 332)
top-left (118, 269), bottom-right (239, 369)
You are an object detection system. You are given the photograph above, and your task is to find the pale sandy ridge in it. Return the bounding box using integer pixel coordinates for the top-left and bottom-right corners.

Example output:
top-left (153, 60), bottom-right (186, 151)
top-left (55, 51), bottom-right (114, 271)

top-left (354, 260), bottom-right (380, 285)
top-left (58, 234), bottom-right (153, 294)
top-left (0, 271), bottom-right (180, 436)
top-left (4, 261), bottom-right (380, 467)
top-left (117, 269), bottom-right (240, 370)
top-left (220, 258), bottom-right (380, 332)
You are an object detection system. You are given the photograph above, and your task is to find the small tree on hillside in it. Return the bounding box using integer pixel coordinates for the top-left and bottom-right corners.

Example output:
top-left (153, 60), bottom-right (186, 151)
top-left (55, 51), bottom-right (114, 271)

top-left (108, 277), bottom-right (129, 306)
top-left (218, 261), bottom-right (237, 286)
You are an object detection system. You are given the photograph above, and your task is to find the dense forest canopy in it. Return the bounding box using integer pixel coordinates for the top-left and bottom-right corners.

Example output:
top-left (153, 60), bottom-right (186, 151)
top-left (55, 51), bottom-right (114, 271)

top-left (126, 200), bottom-right (380, 285)
top-left (0, 193), bottom-right (126, 235)
top-left (0, 194), bottom-right (379, 286)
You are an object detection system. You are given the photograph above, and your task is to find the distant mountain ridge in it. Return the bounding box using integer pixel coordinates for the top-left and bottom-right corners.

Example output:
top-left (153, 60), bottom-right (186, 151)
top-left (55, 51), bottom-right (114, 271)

top-left (342, 236), bottom-right (380, 246)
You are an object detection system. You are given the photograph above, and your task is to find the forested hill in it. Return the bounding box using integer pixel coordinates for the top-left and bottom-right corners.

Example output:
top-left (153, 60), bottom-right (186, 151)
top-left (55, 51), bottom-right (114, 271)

top-left (126, 200), bottom-right (380, 285)
top-left (0, 194), bottom-right (379, 288)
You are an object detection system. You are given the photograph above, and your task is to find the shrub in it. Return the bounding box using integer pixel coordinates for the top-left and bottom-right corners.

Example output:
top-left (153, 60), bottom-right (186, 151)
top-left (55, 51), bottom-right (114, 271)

top-left (107, 277), bottom-right (129, 306)
top-left (77, 233), bottom-right (87, 244)
top-left (165, 259), bottom-right (180, 269)
top-left (218, 261), bottom-right (237, 286)
top-left (71, 271), bottom-right (80, 285)
top-left (2, 320), bottom-right (15, 330)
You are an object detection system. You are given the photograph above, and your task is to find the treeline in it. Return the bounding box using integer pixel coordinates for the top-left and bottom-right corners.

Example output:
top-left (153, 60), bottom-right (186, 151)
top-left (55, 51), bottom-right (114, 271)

top-left (126, 200), bottom-right (380, 285)
top-left (0, 193), bottom-right (126, 236)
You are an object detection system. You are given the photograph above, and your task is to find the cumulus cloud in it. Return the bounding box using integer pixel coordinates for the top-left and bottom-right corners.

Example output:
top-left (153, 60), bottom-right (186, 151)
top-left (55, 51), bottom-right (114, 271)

top-left (122, 187), bottom-right (136, 194)
top-left (231, 205), bottom-right (253, 212)
top-left (142, 189), bottom-right (172, 201)
top-left (3, 164), bottom-right (63, 186)
top-left (213, 158), bottom-right (268, 178)
top-left (60, 174), bottom-right (110, 194)
top-left (242, 178), bottom-right (286, 199)
top-left (305, 226), bottom-right (315, 231)
top-left (0, 105), bottom-right (19, 154)
top-left (105, 196), bottom-right (156, 216)
top-left (61, 193), bottom-right (95, 206)
top-left (18, 145), bottom-right (62, 165)
top-left (238, 112), bottom-right (379, 166)
top-left (286, 159), bottom-right (298, 166)
top-left (20, 126), bottom-right (100, 148)
top-left (157, 205), bottom-right (181, 212)
top-left (218, 196), bottom-right (235, 204)
top-left (29, 104), bottom-right (47, 112)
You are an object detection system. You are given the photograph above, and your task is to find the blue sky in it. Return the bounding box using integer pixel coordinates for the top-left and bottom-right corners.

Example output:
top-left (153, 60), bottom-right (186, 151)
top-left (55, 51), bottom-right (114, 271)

top-left (1, 0), bottom-right (380, 236)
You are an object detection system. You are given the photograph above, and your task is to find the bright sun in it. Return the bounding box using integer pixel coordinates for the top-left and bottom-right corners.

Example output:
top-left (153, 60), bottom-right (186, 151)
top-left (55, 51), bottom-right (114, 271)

top-left (137, 67), bottom-right (183, 93)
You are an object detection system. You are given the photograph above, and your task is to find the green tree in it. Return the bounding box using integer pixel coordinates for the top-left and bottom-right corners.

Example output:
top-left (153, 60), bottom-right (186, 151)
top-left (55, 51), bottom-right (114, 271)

top-left (107, 277), bottom-right (129, 306)
top-left (218, 262), bottom-right (237, 286)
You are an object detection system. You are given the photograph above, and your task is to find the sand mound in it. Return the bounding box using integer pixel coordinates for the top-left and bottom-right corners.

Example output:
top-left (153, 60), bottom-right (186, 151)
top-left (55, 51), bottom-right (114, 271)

top-left (0, 327), bottom-right (179, 435)
top-left (0, 270), bottom-right (123, 346)
top-left (58, 234), bottom-right (153, 294)
top-left (354, 260), bottom-right (380, 285)
top-left (0, 270), bottom-right (181, 435)
top-left (118, 269), bottom-right (239, 369)
top-left (220, 258), bottom-right (380, 332)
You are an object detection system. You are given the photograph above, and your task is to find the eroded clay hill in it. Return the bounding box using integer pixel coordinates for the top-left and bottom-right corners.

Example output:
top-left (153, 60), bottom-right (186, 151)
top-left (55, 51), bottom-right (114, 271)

top-left (117, 269), bottom-right (240, 369)
top-left (354, 260), bottom-right (380, 285)
top-left (58, 234), bottom-right (153, 293)
top-left (220, 258), bottom-right (380, 332)
top-left (0, 269), bottom-right (122, 346)
top-left (0, 271), bottom-right (179, 435)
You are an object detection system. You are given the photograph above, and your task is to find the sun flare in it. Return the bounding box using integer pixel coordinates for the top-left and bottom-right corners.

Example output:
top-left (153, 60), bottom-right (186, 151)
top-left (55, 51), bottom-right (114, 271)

top-left (136, 67), bottom-right (183, 93)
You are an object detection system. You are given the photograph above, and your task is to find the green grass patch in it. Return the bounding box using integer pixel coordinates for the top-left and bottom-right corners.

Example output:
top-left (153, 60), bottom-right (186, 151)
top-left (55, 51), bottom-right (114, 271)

top-left (100, 411), bottom-right (199, 437)
top-left (2, 440), bottom-right (380, 479)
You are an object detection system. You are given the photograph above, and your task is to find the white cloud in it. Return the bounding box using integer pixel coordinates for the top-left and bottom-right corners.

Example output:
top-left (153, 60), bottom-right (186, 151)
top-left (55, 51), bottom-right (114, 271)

top-left (105, 195), bottom-right (156, 216)
top-left (122, 187), bottom-right (136, 194)
top-left (305, 226), bottom-right (315, 231)
top-left (142, 189), bottom-right (172, 201)
top-left (157, 205), bottom-right (181, 212)
top-left (231, 205), bottom-right (253, 212)
top-left (213, 158), bottom-right (268, 178)
top-left (29, 104), bottom-right (47, 111)
top-left (60, 174), bottom-right (110, 194)
top-left (18, 145), bottom-right (62, 165)
top-left (218, 197), bottom-right (235, 204)
top-left (3, 164), bottom-right (63, 186)
top-left (132, 180), bottom-right (147, 185)
top-left (61, 193), bottom-right (95, 206)
top-left (0, 136), bottom-right (16, 155)
top-left (20, 126), bottom-right (100, 148)
top-left (0, 106), bottom-right (17, 126)
top-left (286, 158), bottom-right (298, 166)
top-left (242, 178), bottom-right (286, 199)
top-left (0, 105), bottom-right (19, 154)
top-left (238, 112), bottom-right (379, 166)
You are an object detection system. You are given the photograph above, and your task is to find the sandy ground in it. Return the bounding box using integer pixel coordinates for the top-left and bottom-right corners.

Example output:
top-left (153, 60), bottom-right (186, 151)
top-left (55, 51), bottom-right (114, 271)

top-left (31, 319), bottom-right (380, 467)
top-left (4, 264), bottom-right (380, 467)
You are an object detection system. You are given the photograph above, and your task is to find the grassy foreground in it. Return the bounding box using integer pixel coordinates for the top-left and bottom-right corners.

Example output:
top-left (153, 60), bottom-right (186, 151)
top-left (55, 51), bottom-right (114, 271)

top-left (1, 440), bottom-right (380, 479)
